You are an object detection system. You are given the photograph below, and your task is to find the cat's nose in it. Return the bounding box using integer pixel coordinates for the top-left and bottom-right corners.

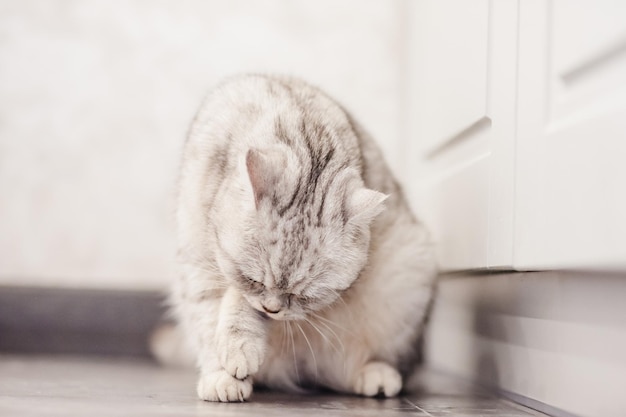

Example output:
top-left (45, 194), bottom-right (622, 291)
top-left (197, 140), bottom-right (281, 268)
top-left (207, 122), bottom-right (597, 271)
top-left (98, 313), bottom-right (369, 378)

top-left (262, 297), bottom-right (283, 314)
top-left (262, 304), bottom-right (281, 314)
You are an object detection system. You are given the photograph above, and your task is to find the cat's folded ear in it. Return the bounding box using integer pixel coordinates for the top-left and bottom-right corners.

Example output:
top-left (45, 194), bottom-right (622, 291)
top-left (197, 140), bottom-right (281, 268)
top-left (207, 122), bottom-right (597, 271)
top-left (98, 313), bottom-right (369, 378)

top-left (246, 147), bottom-right (286, 209)
top-left (346, 187), bottom-right (388, 224)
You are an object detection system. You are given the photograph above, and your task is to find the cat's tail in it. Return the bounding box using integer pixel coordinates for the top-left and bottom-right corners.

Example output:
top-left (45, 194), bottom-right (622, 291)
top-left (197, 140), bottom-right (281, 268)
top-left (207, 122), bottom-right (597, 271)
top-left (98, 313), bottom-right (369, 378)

top-left (149, 322), bottom-right (195, 368)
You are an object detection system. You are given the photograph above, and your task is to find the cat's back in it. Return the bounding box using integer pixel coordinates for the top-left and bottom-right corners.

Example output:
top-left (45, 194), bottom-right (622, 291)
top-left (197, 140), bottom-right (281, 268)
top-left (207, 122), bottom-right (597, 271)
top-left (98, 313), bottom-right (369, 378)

top-left (186, 74), bottom-right (359, 150)
top-left (188, 74), bottom-right (330, 140)
top-left (180, 74), bottom-right (412, 230)
top-left (179, 75), bottom-right (284, 209)
top-left (181, 74), bottom-right (366, 190)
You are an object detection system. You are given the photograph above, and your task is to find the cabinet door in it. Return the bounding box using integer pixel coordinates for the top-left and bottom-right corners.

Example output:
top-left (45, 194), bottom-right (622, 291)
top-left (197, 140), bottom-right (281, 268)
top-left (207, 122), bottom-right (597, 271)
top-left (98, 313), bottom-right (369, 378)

top-left (515, 0), bottom-right (626, 269)
top-left (406, 0), bottom-right (517, 270)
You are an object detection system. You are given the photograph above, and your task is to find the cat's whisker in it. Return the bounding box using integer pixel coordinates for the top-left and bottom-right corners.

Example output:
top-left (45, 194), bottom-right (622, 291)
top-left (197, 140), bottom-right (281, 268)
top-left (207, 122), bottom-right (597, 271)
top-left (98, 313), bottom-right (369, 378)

top-left (201, 284), bottom-right (229, 292)
top-left (305, 317), bottom-right (340, 354)
top-left (287, 321), bottom-right (300, 384)
top-left (328, 290), bottom-right (357, 324)
top-left (307, 316), bottom-right (348, 378)
top-left (332, 291), bottom-right (358, 322)
top-left (280, 321), bottom-right (287, 357)
top-left (309, 314), bottom-right (346, 353)
top-left (311, 312), bottom-right (354, 336)
top-left (189, 270), bottom-right (230, 289)
top-left (333, 292), bottom-right (349, 309)
top-left (296, 322), bottom-right (318, 383)
top-left (189, 262), bottom-right (221, 277)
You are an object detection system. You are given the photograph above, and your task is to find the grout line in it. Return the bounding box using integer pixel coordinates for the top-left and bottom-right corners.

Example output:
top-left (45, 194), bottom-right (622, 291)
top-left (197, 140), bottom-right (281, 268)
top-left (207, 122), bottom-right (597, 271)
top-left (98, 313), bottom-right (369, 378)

top-left (500, 389), bottom-right (580, 417)
top-left (403, 398), bottom-right (435, 416)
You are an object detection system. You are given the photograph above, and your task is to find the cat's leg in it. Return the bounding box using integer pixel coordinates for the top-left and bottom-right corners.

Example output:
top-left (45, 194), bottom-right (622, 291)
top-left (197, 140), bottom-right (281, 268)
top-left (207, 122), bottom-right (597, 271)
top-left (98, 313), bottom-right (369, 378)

top-left (215, 286), bottom-right (267, 382)
top-left (195, 285), bottom-right (266, 402)
top-left (175, 266), bottom-right (254, 402)
top-left (353, 361), bottom-right (402, 397)
top-left (191, 296), bottom-right (257, 403)
top-left (195, 337), bottom-right (253, 402)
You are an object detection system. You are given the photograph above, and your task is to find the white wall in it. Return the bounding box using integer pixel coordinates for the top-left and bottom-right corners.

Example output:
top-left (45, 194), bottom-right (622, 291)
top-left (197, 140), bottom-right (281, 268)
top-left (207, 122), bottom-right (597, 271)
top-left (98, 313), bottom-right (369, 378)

top-left (0, 0), bottom-right (407, 290)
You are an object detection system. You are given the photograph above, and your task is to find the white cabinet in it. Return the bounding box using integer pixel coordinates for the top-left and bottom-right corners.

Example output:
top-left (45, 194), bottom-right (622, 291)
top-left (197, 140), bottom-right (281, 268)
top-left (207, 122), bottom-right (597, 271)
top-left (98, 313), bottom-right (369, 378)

top-left (516, 0), bottom-right (626, 269)
top-left (406, 0), bottom-right (626, 271)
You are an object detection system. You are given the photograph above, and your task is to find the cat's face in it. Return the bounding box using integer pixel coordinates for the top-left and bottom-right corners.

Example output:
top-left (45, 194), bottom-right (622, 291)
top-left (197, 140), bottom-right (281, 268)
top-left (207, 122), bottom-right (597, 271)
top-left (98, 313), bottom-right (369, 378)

top-left (234, 222), bottom-right (366, 320)
top-left (218, 147), bottom-right (386, 321)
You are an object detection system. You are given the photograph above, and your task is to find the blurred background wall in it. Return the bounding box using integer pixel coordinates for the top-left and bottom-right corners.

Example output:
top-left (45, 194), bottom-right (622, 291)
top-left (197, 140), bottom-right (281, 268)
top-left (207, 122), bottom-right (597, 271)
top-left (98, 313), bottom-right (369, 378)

top-left (0, 0), bottom-right (408, 290)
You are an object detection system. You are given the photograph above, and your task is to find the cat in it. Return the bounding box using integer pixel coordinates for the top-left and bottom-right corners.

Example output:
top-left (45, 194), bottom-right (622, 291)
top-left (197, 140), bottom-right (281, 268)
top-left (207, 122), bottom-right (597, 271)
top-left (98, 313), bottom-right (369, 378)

top-left (172, 74), bottom-right (436, 402)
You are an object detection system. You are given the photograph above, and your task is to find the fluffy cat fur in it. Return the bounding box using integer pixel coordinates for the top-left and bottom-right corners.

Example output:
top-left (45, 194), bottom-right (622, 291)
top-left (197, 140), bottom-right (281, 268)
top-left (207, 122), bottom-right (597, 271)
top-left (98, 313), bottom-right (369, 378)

top-left (173, 74), bottom-right (436, 402)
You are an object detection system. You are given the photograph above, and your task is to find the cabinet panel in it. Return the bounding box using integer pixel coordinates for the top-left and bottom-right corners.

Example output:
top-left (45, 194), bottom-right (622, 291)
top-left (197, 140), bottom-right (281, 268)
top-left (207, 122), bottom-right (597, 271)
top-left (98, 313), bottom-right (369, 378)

top-left (515, 0), bottom-right (626, 269)
top-left (550, 0), bottom-right (626, 125)
top-left (408, 0), bottom-right (489, 156)
top-left (406, 0), bottom-right (517, 271)
top-left (418, 154), bottom-right (491, 269)
top-left (553, 0), bottom-right (626, 77)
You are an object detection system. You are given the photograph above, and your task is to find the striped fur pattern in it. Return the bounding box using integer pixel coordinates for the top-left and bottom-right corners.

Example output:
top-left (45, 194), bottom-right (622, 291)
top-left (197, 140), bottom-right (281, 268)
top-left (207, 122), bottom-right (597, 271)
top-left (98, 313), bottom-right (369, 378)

top-left (173, 74), bottom-right (436, 402)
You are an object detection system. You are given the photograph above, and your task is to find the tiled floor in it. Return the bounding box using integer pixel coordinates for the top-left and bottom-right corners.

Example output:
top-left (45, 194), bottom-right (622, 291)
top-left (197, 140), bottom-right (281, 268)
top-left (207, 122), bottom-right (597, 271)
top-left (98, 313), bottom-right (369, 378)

top-left (0, 355), bottom-right (548, 416)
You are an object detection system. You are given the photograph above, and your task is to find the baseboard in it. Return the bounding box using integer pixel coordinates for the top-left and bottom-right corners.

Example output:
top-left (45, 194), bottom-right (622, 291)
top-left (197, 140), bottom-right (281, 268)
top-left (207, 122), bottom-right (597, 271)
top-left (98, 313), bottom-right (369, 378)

top-left (425, 271), bottom-right (626, 417)
top-left (0, 286), bottom-right (166, 357)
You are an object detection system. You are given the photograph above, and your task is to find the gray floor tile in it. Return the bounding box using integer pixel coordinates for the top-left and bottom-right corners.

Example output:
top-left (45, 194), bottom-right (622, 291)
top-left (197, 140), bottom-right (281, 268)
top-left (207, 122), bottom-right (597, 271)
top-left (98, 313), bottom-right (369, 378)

top-left (0, 355), bottom-right (548, 416)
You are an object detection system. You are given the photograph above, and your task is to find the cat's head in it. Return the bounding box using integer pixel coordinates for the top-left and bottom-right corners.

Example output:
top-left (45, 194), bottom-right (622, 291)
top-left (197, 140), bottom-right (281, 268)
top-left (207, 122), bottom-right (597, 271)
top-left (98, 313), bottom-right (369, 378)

top-left (216, 146), bottom-right (387, 321)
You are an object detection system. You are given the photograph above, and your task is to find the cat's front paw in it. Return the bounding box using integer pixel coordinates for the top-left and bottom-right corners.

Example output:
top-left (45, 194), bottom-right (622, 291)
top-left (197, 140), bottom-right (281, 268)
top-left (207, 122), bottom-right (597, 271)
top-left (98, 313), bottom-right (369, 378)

top-left (354, 361), bottom-right (402, 397)
top-left (218, 335), bottom-right (265, 380)
top-left (197, 370), bottom-right (253, 402)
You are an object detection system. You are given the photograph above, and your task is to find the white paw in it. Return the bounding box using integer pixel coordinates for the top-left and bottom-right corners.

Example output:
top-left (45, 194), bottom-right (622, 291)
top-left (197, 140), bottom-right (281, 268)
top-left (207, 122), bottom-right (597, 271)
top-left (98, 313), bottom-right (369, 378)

top-left (197, 370), bottom-right (253, 402)
top-left (218, 336), bottom-right (264, 380)
top-left (354, 362), bottom-right (402, 397)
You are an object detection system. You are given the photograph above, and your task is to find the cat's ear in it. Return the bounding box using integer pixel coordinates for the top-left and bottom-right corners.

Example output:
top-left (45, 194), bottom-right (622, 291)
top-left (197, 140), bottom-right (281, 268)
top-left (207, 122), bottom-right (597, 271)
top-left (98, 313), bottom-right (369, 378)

top-left (346, 187), bottom-right (388, 223)
top-left (246, 147), bottom-right (285, 209)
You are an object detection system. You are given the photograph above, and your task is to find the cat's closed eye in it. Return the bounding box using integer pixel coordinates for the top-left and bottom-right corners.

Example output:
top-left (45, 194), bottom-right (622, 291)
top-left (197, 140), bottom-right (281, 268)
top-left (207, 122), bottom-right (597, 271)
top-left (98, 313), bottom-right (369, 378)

top-left (240, 273), bottom-right (264, 292)
top-left (289, 293), bottom-right (312, 304)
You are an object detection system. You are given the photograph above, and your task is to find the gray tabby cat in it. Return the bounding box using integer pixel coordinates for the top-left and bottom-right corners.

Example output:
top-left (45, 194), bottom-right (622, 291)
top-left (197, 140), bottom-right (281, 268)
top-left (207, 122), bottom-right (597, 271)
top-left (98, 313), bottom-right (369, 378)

top-left (173, 74), bottom-right (436, 402)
